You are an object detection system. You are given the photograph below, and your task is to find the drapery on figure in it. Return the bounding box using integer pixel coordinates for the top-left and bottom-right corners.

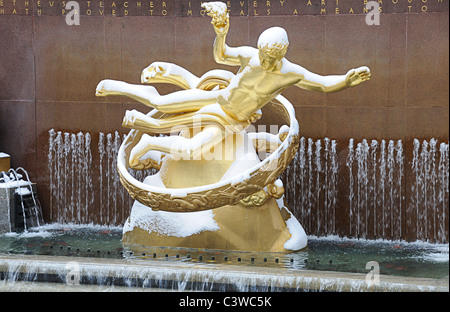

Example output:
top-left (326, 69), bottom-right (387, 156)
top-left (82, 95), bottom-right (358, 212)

top-left (96, 1), bottom-right (370, 170)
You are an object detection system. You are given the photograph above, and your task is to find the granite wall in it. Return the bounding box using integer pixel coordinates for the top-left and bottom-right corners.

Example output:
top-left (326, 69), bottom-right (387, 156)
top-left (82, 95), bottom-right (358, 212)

top-left (0, 0), bottom-right (448, 242)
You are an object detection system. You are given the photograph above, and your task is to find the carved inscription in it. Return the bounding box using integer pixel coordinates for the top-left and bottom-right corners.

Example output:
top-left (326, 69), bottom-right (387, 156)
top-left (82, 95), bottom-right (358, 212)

top-left (0, 0), bottom-right (447, 16)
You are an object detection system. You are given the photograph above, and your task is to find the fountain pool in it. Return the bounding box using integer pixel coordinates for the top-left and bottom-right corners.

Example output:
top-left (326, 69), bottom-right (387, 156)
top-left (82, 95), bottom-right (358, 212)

top-left (0, 224), bottom-right (447, 292)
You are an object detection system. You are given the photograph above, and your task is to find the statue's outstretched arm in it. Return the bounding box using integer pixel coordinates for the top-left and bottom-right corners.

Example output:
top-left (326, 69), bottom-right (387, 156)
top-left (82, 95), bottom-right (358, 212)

top-left (282, 60), bottom-right (371, 93)
top-left (202, 2), bottom-right (245, 67)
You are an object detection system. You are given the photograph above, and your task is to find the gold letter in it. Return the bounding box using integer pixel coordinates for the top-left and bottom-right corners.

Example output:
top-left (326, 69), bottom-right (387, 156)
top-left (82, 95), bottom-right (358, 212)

top-left (307, 0), bottom-right (312, 5)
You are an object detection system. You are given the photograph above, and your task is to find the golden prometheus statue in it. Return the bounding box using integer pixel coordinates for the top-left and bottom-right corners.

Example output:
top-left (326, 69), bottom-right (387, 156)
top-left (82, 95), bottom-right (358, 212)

top-left (96, 1), bottom-right (370, 252)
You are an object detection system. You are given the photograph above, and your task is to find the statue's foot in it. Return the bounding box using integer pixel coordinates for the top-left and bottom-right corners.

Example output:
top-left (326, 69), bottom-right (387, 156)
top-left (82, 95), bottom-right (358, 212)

top-left (122, 110), bottom-right (161, 129)
top-left (95, 79), bottom-right (116, 97)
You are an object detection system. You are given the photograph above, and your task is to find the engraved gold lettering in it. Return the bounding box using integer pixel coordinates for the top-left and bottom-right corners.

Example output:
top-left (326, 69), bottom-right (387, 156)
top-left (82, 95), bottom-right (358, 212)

top-left (320, 7), bottom-right (326, 13)
top-left (349, 7), bottom-right (354, 13)
top-left (240, 9), bottom-right (245, 14)
top-left (112, 9), bottom-right (116, 15)
top-left (421, 5), bottom-right (427, 11)
top-left (392, 0), bottom-right (398, 3)
top-left (86, 1), bottom-right (90, 7)
top-left (162, 9), bottom-right (167, 15)
top-left (321, 0), bottom-right (326, 5)
top-left (162, 1), bottom-right (166, 7)
top-left (99, 9), bottom-right (104, 15)
top-left (49, 1), bottom-right (54, 6)
top-left (86, 9), bottom-right (91, 15)
top-left (100, 1), bottom-right (103, 7)
top-left (112, 2), bottom-right (116, 7)
top-left (280, 0), bottom-right (284, 6)
top-left (0, 0), bottom-right (3, 6)
top-left (37, 0), bottom-right (41, 6)
top-left (267, 8), bottom-right (270, 14)
top-left (137, 2), bottom-right (141, 8)
top-left (124, 9), bottom-right (128, 15)
top-left (407, 5), bottom-right (412, 11)
top-left (293, 8), bottom-right (298, 14)
top-left (335, 7), bottom-right (339, 13)
top-left (253, 0), bottom-right (257, 7)
top-left (12, 8), bottom-right (17, 14)
top-left (25, 7), bottom-right (29, 14)
top-left (124, 1), bottom-right (128, 7)
top-left (240, 1), bottom-right (245, 6)
top-left (187, 9), bottom-right (192, 15)
top-left (37, 8), bottom-right (41, 15)
top-left (307, 0), bottom-right (312, 5)
top-left (267, 0), bottom-right (270, 6)
top-left (25, 0), bottom-right (29, 6)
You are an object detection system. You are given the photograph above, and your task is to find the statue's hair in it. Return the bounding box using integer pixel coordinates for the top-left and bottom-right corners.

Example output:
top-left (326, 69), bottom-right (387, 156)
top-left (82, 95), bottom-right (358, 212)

top-left (257, 27), bottom-right (289, 58)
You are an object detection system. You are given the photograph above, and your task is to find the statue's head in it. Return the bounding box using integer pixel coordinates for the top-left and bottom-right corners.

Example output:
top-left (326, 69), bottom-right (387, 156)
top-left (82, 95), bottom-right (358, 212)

top-left (257, 27), bottom-right (289, 70)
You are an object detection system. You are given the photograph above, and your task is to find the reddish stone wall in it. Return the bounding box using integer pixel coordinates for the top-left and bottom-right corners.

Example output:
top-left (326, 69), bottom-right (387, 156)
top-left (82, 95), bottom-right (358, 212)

top-left (0, 0), bottom-right (448, 242)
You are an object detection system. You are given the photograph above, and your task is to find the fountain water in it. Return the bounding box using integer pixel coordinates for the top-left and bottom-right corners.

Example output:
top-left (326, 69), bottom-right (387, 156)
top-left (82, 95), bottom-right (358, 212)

top-left (0, 168), bottom-right (43, 232)
top-left (48, 129), bottom-right (93, 224)
top-left (46, 129), bottom-right (449, 243)
top-left (410, 139), bottom-right (449, 243)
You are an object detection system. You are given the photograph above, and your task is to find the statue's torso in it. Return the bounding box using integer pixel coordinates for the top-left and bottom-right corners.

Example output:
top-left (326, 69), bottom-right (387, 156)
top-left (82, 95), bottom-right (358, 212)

top-left (220, 61), bottom-right (300, 121)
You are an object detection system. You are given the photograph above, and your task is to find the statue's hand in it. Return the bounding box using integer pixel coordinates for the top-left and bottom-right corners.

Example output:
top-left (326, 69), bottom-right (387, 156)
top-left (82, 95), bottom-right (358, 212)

top-left (345, 66), bottom-right (371, 87)
top-left (202, 2), bottom-right (229, 35)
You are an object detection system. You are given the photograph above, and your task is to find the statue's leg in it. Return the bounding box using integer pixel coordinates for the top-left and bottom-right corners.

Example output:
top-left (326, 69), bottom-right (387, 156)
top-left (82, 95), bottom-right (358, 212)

top-left (129, 125), bottom-right (224, 167)
top-left (123, 109), bottom-right (241, 134)
top-left (96, 79), bottom-right (220, 114)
